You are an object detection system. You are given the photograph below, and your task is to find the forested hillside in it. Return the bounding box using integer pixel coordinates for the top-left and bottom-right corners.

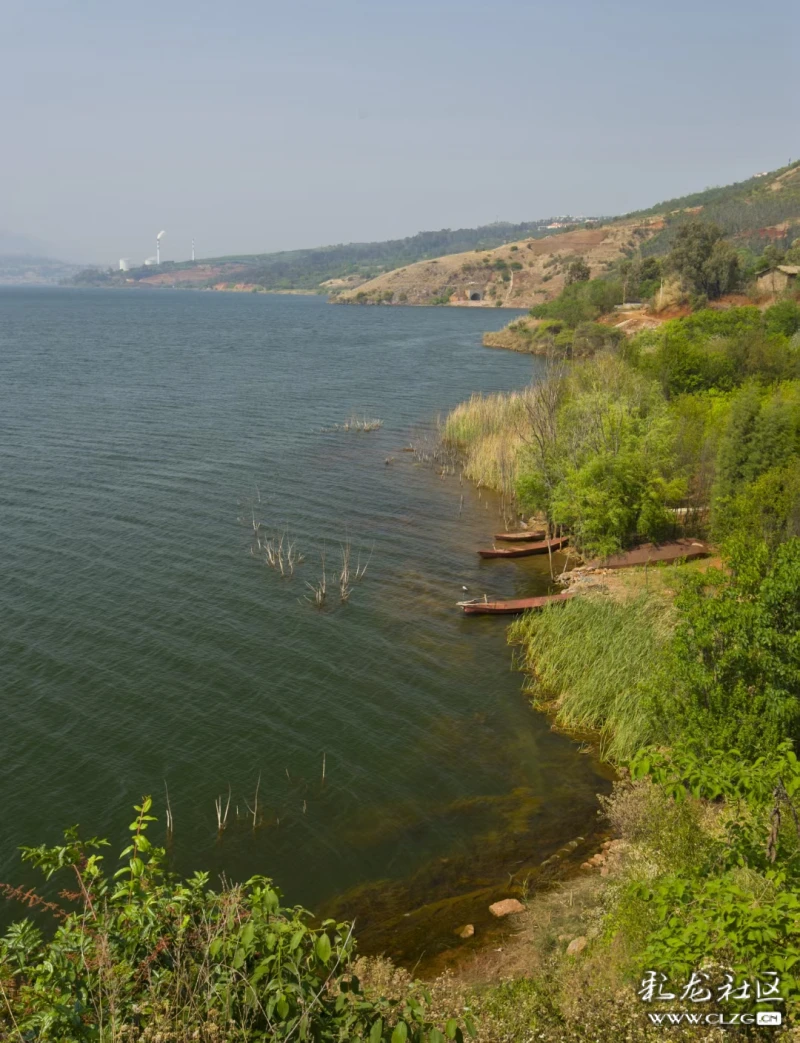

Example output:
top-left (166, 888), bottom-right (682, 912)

top-left (633, 162), bottom-right (800, 255)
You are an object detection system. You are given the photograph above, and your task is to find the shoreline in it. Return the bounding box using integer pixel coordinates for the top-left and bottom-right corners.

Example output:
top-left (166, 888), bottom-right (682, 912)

top-left (322, 465), bottom-right (614, 977)
top-left (328, 744), bottom-right (614, 978)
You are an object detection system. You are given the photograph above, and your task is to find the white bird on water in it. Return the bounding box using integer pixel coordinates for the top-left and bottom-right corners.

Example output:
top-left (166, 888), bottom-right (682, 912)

top-left (462, 585), bottom-right (469, 592)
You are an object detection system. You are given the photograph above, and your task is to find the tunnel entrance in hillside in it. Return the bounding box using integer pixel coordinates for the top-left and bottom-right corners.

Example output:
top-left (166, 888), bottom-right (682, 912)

top-left (469, 292), bottom-right (482, 301)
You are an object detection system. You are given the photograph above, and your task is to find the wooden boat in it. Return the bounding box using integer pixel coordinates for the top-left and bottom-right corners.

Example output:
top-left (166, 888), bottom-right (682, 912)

top-left (584, 539), bottom-right (711, 570)
top-left (493, 529), bottom-right (547, 542)
top-left (458, 591), bottom-right (574, 615)
top-left (478, 536), bottom-right (569, 559)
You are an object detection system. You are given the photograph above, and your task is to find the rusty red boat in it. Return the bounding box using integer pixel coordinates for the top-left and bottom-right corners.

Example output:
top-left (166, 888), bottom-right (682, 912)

top-left (458, 591), bottom-right (575, 615)
top-left (492, 529), bottom-right (547, 542)
top-left (478, 536), bottom-right (569, 559)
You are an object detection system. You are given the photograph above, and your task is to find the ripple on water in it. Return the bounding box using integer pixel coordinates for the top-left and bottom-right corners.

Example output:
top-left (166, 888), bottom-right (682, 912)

top-left (0, 289), bottom-right (609, 966)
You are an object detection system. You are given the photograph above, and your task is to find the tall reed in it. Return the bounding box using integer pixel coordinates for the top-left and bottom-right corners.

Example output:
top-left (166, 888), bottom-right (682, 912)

top-left (442, 390), bottom-right (533, 495)
top-left (509, 592), bottom-right (674, 761)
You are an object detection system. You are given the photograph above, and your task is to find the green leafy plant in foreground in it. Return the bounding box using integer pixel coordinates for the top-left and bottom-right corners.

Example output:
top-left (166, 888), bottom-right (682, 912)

top-left (657, 538), bottom-right (800, 758)
top-left (620, 743), bottom-right (800, 1006)
top-left (0, 798), bottom-right (464, 1042)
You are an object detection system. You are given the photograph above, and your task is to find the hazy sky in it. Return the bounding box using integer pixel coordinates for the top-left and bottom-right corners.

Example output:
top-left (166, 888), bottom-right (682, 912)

top-left (3, 0), bottom-right (796, 263)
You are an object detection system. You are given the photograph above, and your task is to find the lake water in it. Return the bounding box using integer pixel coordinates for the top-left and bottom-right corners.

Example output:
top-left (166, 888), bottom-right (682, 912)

top-left (0, 289), bottom-right (608, 966)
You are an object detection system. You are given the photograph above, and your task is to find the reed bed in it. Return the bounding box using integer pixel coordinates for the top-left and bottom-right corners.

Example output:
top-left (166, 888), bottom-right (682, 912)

top-left (305, 550), bottom-right (328, 606)
top-left (337, 539), bottom-right (372, 602)
top-left (260, 530), bottom-right (304, 575)
top-left (441, 390), bottom-right (532, 494)
top-left (305, 540), bottom-right (372, 607)
top-left (509, 592), bottom-right (675, 761)
top-left (326, 415), bottom-right (384, 432)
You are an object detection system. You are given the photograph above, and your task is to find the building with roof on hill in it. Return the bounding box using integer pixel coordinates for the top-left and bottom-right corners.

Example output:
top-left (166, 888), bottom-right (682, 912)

top-left (756, 265), bottom-right (799, 295)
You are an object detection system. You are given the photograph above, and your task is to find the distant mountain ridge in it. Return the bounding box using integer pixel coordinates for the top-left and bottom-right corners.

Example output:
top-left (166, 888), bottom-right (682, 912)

top-left (69, 217), bottom-right (602, 292)
top-left (0, 228), bottom-right (87, 284)
top-left (0, 253), bottom-right (85, 286)
top-left (0, 229), bottom-right (54, 256)
top-left (334, 162), bottom-right (800, 308)
top-left (69, 161), bottom-right (800, 296)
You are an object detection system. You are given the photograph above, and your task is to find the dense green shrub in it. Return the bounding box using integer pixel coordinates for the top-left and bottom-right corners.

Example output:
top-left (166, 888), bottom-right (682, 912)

top-left (516, 356), bottom-right (683, 556)
top-left (623, 743), bottom-right (800, 1008)
top-left (714, 461), bottom-right (800, 550)
top-left (451, 304), bottom-right (800, 556)
top-left (529, 278), bottom-right (623, 327)
top-left (711, 383), bottom-right (800, 512)
top-left (634, 307), bottom-right (800, 396)
top-left (655, 540), bottom-right (800, 757)
top-left (0, 800), bottom-right (460, 1042)
top-left (765, 299), bottom-right (800, 338)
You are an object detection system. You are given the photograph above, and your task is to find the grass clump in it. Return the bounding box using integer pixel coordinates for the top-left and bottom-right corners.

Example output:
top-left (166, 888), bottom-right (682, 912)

top-left (441, 390), bottom-right (532, 494)
top-left (509, 592), bottom-right (673, 760)
top-left (338, 414), bottom-right (384, 432)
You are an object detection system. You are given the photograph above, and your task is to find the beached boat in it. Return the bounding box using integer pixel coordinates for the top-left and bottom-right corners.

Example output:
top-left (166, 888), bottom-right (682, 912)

top-left (458, 591), bottom-right (574, 615)
top-left (478, 536), bottom-right (569, 559)
top-left (584, 539), bottom-right (711, 570)
top-left (493, 529), bottom-right (547, 542)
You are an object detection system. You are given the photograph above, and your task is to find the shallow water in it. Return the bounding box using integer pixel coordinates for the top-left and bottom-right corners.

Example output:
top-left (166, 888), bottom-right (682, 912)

top-left (0, 289), bottom-right (609, 964)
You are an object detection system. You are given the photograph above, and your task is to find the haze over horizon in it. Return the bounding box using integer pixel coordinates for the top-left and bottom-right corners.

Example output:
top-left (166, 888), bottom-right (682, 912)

top-left (4, 0), bottom-right (796, 265)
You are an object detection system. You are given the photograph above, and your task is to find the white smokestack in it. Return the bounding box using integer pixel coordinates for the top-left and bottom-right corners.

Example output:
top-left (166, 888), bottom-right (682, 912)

top-left (156, 229), bottom-right (166, 264)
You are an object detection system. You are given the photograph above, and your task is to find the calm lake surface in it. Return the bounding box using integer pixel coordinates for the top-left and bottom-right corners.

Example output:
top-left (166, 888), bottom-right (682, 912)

top-left (0, 289), bottom-right (608, 965)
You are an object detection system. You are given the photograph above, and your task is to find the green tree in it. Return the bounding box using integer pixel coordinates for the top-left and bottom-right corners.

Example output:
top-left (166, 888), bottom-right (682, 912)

top-left (712, 384), bottom-right (763, 501)
top-left (759, 243), bottom-right (787, 269)
top-left (715, 461), bottom-right (800, 550)
top-left (764, 299), bottom-right (800, 338)
top-left (517, 356), bottom-right (683, 556)
top-left (702, 238), bottom-right (741, 298)
top-left (620, 256), bottom-right (662, 301)
top-left (565, 257), bottom-right (591, 285)
top-left (713, 384), bottom-right (800, 511)
top-left (666, 220), bottom-right (740, 299)
top-left (529, 277), bottom-right (622, 328)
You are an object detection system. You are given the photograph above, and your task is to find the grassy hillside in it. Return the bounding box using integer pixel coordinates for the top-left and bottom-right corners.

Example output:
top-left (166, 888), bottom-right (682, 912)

top-left (339, 163), bottom-right (800, 308)
top-left (333, 221), bottom-right (659, 309)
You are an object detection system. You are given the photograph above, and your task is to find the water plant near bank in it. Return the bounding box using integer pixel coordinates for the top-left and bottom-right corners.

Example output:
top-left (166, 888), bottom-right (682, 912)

top-left (510, 592), bottom-right (673, 761)
top-left (325, 415), bottom-right (384, 433)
